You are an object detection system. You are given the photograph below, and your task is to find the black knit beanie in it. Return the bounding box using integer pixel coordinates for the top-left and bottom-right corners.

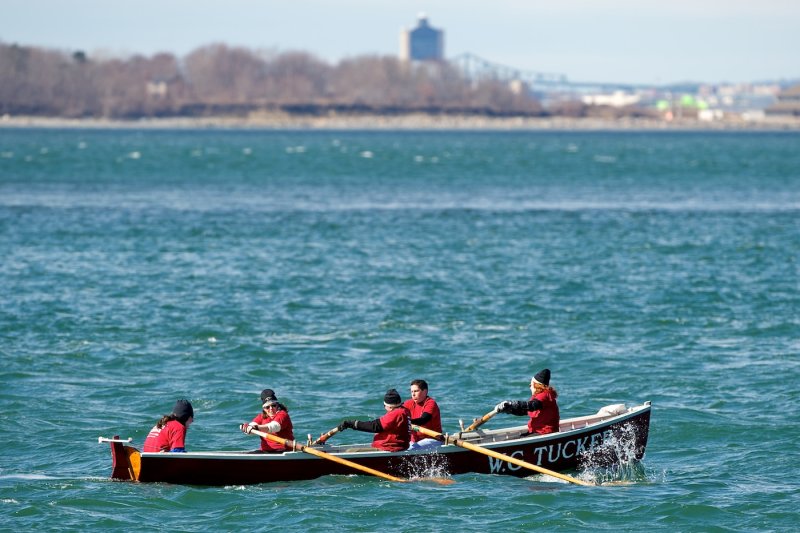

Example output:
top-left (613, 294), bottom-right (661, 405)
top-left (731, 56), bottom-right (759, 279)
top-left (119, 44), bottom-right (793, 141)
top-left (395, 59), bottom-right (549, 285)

top-left (261, 389), bottom-right (279, 408)
top-left (383, 388), bottom-right (402, 407)
top-left (260, 389), bottom-right (276, 403)
top-left (533, 369), bottom-right (551, 386)
top-left (172, 399), bottom-right (194, 424)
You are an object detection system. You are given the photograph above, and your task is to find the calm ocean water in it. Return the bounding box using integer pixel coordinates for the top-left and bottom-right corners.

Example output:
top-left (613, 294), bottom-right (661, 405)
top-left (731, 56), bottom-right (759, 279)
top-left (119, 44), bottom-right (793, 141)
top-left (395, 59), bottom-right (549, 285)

top-left (1, 128), bottom-right (799, 531)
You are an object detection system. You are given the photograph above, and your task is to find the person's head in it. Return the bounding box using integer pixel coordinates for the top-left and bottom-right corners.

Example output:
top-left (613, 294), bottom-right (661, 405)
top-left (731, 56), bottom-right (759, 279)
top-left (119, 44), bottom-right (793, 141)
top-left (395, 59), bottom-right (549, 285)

top-left (172, 399), bottom-right (194, 428)
top-left (383, 388), bottom-right (402, 411)
top-left (530, 369), bottom-right (556, 396)
top-left (260, 388), bottom-right (282, 414)
top-left (409, 379), bottom-right (429, 404)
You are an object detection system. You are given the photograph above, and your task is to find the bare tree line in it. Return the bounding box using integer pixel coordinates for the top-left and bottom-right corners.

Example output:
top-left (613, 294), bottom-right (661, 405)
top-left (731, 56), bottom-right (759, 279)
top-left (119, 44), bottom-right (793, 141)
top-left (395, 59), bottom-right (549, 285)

top-left (0, 42), bottom-right (545, 118)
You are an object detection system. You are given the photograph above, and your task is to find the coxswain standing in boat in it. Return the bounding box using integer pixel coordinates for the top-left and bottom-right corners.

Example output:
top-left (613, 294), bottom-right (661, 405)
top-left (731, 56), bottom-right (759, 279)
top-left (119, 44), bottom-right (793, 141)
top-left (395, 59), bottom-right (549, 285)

top-left (240, 389), bottom-right (294, 453)
top-left (404, 379), bottom-right (443, 450)
top-left (495, 369), bottom-right (560, 435)
top-left (337, 389), bottom-right (411, 452)
top-left (143, 399), bottom-right (194, 452)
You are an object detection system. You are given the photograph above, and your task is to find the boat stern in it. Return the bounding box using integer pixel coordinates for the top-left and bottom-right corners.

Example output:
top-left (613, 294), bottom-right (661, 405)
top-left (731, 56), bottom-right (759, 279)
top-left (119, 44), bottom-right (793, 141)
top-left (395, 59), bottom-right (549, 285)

top-left (107, 435), bottom-right (141, 481)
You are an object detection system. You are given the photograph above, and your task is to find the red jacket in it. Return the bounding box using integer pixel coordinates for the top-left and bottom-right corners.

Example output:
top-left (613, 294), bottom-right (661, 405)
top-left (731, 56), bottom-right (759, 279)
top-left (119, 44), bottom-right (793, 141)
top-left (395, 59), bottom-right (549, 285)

top-left (528, 389), bottom-right (559, 435)
top-left (143, 420), bottom-right (187, 452)
top-left (252, 409), bottom-right (294, 452)
top-left (372, 407), bottom-right (410, 451)
top-left (403, 397), bottom-right (442, 442)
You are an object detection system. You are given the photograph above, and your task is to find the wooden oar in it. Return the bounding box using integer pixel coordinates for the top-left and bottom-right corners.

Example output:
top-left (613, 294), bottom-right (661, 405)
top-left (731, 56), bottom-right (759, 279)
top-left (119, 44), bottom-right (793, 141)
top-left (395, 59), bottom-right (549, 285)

top-left (248, 428), bottom-right (453, 485)
top-left (250, 429), bottom-right (455, 485)
top-left (248, 428), bottom-right (405, 482)
top-left (311, 426), bottom-right (340, 446)
top-left (465, 408), bottom-right (499, 431)
top-left (411, 425), bottom-right (594, 486)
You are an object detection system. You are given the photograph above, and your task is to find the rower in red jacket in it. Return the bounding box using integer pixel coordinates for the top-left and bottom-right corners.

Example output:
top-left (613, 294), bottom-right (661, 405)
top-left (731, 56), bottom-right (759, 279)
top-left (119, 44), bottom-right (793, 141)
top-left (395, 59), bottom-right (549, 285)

top-left (143, 399), bottom-right (194, 452)
top-left (240, 388), bottom-right (294, 453)
top-left (495, 368), bottom-right (560, 435)
top-left (338, 389), bottom-right (411, 452)
top-left (404, 379), bottom-right (442, 450)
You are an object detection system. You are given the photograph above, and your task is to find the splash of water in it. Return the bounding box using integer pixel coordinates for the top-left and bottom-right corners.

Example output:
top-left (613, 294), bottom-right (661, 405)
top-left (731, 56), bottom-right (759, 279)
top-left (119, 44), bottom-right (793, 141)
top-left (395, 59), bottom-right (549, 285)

top-left (398, 451), bottom-right (452, 481)
top-left (578, 422), bottom-right (649, 484)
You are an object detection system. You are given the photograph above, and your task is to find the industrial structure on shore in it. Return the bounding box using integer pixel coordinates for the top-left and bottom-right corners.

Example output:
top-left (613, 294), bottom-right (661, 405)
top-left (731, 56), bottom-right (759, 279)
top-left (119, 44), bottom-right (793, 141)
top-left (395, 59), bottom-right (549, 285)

top-left (398, 14), bottom-right (790, 120)
top-left (399, 14), bottom-right (444, 62)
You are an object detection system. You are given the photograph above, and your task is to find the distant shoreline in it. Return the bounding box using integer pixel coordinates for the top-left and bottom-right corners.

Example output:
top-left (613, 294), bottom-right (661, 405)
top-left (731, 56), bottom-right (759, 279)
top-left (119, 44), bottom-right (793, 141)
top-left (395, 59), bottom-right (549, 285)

top-left (3, 113), bottom-right (800, 131)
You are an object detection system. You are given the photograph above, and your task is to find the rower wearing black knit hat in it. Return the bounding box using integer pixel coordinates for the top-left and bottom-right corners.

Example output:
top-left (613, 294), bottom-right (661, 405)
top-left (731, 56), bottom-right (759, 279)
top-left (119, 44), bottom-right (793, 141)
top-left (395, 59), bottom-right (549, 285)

top-left (143, 399), bottom-right (194, 452)
top-left (240, 388), bottom-right (294, 453)
top-left (337, 389), bottom-right (411, 452)
top-left (494, 368), bottom-right (560, 435)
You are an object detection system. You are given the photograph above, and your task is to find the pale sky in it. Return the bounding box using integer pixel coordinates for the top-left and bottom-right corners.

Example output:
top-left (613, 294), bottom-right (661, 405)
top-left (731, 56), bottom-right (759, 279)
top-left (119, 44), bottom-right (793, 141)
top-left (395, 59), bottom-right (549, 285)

top-left (4, 0), bottom-right (799, 85)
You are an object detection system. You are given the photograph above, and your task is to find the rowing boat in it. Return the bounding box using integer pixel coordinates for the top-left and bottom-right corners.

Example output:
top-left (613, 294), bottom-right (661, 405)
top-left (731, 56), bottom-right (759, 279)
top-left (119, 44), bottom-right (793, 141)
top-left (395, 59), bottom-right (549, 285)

top-left (103, 401), bottom-right (650, 486)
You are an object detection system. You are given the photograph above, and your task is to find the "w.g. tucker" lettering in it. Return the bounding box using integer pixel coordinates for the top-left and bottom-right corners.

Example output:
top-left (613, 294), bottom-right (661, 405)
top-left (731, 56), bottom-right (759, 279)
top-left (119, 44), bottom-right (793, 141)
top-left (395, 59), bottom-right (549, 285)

top-left (487, 429), bottom-right (614, 474)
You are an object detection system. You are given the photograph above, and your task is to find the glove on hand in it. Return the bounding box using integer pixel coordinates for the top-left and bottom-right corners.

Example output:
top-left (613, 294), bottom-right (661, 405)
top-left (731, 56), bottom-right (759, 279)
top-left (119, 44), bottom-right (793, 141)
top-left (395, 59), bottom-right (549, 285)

top-left (337, 420), bottom-right (355, 431)
top-left (495, 401), bottom-right (512, 413)
top-left (245, 422), bottom-right (259, 434)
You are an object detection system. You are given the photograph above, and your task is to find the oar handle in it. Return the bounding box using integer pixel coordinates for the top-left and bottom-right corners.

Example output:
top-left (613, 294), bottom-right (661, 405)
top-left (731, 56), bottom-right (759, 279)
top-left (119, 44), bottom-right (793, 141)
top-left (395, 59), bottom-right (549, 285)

top-left (311, 426), bottom-right (340, 446)
top-left (98, 436), bottom-right (132, 444)
top-left (465, 408), bottom-right (499, 431)
top-left (247, 428), bottom-right (406, 483)
top-left (411, 425), bottom-right (594, 487)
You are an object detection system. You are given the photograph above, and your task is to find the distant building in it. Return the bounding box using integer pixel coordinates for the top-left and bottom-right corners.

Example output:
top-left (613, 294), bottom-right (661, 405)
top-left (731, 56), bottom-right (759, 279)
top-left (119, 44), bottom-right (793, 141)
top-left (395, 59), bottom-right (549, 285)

top-left (146, 80), bottom-right (168, 98)
top-left (508, 79), bottom-right (529, 96)
top-left (581, 91), bottom-right (641, 108)
top-left (399, 14), bottom-right (444, 62)
top-left (765, 84), bottom-right (800, 116)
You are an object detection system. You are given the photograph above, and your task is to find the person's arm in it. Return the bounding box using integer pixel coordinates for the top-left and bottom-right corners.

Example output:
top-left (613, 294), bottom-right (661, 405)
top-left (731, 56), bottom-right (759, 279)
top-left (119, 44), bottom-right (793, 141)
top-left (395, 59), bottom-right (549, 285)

top-left (262, 420), bottom-right (281, 433)
top-left (496, 399), bottom-right (543, 416)
top-left (240, 414), bottom-right (267, 434)
top-left (410, 412), bottom-right (432, 425)
top-left (339, 418), bottom-right (383, 433)
top-left (242, 415), bottom-right (283, 434)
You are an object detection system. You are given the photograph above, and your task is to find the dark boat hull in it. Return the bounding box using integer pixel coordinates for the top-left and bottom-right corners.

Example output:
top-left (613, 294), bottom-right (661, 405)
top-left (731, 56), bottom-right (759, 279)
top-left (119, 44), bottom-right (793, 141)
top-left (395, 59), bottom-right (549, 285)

top-left (108, 402), bottom-right (651, 486)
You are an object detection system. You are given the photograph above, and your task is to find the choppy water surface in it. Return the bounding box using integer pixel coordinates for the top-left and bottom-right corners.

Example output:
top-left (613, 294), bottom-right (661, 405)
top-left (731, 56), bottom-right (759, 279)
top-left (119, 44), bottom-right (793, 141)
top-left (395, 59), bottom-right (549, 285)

top-left (1, 129), bottom-right (799, 531)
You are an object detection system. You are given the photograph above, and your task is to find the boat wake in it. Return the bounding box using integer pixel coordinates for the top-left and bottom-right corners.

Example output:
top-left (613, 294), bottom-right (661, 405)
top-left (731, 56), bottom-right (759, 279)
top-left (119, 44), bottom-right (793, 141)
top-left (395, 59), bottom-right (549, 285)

top-left (0, 473), bottom-right (58, 481)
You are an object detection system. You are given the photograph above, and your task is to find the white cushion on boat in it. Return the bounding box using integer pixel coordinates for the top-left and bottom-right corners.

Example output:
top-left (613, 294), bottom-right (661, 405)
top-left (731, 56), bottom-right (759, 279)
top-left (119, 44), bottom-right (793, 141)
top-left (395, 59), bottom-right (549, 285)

top-left (597, 404), bottom-right (627, 416)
